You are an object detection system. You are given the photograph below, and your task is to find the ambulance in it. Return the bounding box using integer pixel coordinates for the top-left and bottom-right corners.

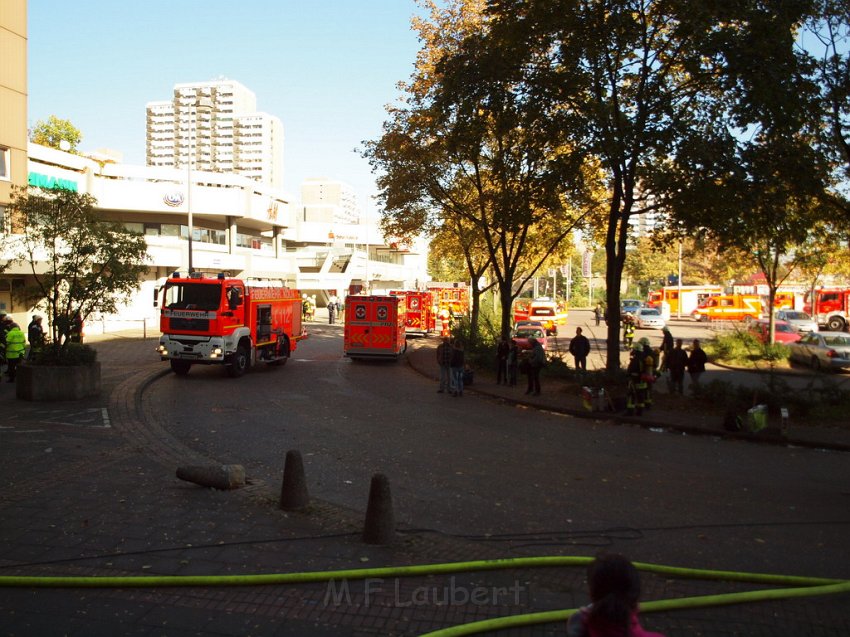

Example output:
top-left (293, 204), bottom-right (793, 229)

top-left (647, 285), bottom-right (723, 316)
top-left (389, 290), bottom-right (435, 336)
top-left (691, 294), bottom-right (763, 323)
top-left (512, 297), bottom-right (568, 335)
top-left (427, 282), bottom-right (470, 319)
top-left (343, 295), bottom-right (407, 359)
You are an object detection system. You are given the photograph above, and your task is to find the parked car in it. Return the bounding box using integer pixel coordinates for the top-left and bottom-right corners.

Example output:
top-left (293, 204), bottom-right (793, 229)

top-left (774, 309), bottom-right (818, 333)
top-left (511, 325), bottom-right (548, 351)
top-left (749, 319), bottom-right (802, 344)
top-left (514, 319), bottom-right (547, 333)
top-left (621, 299), bottom-right (644, 317)
top-left (632, 307), bottom-right (666, 330)
top-left (787, 331), bottom-right (850, 371)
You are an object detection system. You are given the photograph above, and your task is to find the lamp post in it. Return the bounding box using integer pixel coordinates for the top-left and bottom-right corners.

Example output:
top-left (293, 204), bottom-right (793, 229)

top-left (186, 95), bottom-right (213, 273)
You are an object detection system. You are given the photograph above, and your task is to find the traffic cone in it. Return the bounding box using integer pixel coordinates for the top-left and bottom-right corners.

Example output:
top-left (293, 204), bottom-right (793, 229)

top-left (279, 449), bottom-right (310, 510)
top-left (362, 473), bottom-right (395, 545)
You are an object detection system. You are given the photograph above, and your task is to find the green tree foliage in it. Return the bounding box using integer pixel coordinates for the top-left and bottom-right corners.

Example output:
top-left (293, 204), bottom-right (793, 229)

top-left (29, 115), bottom-right (82, 152)
top-left (4, 187), bottom-right (149, 353)
top-left (364, 0), bottom-right (588, 341)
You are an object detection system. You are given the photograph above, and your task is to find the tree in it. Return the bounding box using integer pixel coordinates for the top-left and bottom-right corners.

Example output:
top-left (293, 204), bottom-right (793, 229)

top-left (29, 115), bottom-right (83, 152)
top-left (365, 0), bottom-right (588, 342)
top-left (3, 187), bottom-right (149, 355)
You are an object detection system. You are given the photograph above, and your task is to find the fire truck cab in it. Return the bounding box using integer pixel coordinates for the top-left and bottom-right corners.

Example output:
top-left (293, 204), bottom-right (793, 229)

top-left (156, 272), bottom-right (306, 377)
top-left (804, 288), bottom-right (850, 332)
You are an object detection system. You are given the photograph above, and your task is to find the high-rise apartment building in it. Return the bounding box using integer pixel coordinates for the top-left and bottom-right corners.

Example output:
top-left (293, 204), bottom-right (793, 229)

top-left (300, 177), bottom-right (359, 224)
top-left (145, 79), bottom-right (284, 188)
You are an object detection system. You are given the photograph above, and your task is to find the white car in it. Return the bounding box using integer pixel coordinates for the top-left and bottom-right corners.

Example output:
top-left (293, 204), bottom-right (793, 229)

top-left (632, 307), bottom-right (666, 330)
top-left (774, 310), bottom-right (818, 333)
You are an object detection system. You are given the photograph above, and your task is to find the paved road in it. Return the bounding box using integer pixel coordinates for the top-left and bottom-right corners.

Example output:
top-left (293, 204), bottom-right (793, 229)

top-left (146, 320), bottom-right (850, 582)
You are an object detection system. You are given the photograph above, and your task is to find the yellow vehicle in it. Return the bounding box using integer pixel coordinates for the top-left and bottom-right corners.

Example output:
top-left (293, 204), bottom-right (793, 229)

top-left (647, 285), bottom-right (723, 316)
top-left (513, 298), bottom-right (568, 336)
top-left (691, 294), bottom-right (763, 323)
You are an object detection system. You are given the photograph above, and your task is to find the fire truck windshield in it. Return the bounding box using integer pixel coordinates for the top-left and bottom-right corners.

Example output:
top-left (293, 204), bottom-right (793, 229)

top-left (164, 282), bottom-right (222, 311)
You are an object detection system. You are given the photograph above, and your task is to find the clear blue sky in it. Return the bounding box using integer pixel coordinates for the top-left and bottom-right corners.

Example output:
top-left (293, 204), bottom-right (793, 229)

top-left (27, 0), bottom-right (426, 211)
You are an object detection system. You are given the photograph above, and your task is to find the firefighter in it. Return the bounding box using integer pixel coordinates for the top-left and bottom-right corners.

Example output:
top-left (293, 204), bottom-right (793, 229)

top-left (625, 346), bottom-right (646, 416)
top-left (622, 315), bottom-right (635, 350)
top-left (639, 338), bottom-right (658, 409)
top-left (439, 307), bottom-right (451, 338)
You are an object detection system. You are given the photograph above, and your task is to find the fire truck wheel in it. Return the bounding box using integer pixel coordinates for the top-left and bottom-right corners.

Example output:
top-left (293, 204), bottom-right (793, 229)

top-left (227, 344), bottom-right (250, 378)
top-left (170, 360), bottom-right (191, 376)
top-left (827, 316), bottom-right (845, 332)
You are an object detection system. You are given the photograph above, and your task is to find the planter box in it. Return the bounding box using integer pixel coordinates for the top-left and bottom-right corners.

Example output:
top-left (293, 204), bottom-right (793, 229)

top-left (16, 362), bottom-right (101, 401)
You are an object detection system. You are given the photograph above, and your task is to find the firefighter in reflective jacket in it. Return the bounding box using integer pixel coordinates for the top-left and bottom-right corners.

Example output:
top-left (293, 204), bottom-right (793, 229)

top-left (626, 346), bottom-right (647, 416)
top-left (439, 308), bottom-right (451, 338)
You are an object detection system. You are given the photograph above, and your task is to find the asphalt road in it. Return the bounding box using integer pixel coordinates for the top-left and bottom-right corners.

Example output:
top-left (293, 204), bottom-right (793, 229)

top-left (144, 316), bottom-right (850, 584)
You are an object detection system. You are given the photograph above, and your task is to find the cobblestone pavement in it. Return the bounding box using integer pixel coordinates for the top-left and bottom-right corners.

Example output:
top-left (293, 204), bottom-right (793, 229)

top-left (0, 327), bottom-right (847, 636)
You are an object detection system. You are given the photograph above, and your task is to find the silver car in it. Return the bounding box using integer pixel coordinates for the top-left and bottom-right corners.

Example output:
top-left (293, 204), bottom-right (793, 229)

top-left (788, 331), bottom-right (850, 371)
top-left (775, 310), bottom-right (818, 333)
top-left (632, 307), bottom-right (666, 330)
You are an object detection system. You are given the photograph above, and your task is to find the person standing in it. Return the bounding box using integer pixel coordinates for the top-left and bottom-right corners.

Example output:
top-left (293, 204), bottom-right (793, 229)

top-left (507, 339), bottom-right (519, 386)
top-left (659, 326), bottom-right (674, 371)
top-left (667, 338), bottom-right (689, 395)
top-left (496, 336), bottom-right (510, 385)
top-left (436, 336), bottom-right (453, 393)
top-left (593, 304), bottom-right (602, 326)
top-left (5, 322), bottom-right (26, 382)
top-left (568, 327), bottom-right (591, 371)
top-left (526, 337), bottom-right (545, 396)
top-left (27, 315), bottom-right (45, 360)
top-left (450, 339), bottom-right (465, 397)
top-left (327, 299), bottom-right (336, 324)
top-left (687, 339), bottom-right (708, 394)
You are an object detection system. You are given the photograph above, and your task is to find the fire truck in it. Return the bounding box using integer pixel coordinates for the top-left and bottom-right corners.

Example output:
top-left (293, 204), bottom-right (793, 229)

top-left (647, 285), bottom-right (723, 316)
top-left (512, 297), bottom-right (568, 335)
top-left (343, 294), bottom-right (407, 359)
top-left (156, 272), bottom-right (306, 377)
top-left (427, 282), bottom-right (469, 319)
top-left (389, 290), bottom-right (435, 335)
top-left (804, 288), bottom-right (850, 332)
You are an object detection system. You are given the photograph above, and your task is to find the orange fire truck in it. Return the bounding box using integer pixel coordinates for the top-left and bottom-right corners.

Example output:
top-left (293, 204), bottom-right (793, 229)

top-left (156, 272), bottom-right (306, 377)
top-left (804, 288), bottom-right (850, 332)
top-left (389, 290), bottom-right (435, 335)
top-left (343, 294), bottom-right (407, 359)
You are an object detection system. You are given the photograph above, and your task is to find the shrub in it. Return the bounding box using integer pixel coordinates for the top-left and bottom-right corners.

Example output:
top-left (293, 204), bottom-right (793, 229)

top-left (31, 343), bottom-right (98, 366)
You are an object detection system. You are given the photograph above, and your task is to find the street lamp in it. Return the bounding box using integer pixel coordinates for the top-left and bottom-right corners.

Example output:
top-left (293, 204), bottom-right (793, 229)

top-left (187, 95), bottom-right (213, 273)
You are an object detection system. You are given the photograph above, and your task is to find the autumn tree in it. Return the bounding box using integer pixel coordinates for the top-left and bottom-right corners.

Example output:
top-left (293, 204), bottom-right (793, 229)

top-left (364, 0), bottom-right (589, 342)
top-left (29, 115), bottom-right (82, 153)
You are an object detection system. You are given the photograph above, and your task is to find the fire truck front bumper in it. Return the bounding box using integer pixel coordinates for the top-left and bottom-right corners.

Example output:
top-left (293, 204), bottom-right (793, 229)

top-left (157, 336), bottom-right (228, 364)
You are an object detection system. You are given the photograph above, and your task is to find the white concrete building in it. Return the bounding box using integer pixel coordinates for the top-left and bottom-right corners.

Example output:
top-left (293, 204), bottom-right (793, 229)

top-left (0, 144), bottom-right (426, 334)
top-left (146, 79), bottom-right (284, 189)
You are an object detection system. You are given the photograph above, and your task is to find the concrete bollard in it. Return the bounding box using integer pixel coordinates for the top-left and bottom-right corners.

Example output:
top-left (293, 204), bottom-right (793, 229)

top-left (279, 449), bottom-right (310, 510)
top-left (176, 464), bottom-right (246, 490)
top-left (362, 473), bottom-right (395, 545)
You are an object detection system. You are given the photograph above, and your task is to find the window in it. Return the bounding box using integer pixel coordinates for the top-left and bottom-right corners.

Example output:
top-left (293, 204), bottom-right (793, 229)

top-left (0, 146), bottom-right (10, 181)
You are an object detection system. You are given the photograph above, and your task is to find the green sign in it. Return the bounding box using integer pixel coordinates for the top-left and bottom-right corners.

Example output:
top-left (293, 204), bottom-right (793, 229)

top-left (28, 172), bottom-right (78, 192)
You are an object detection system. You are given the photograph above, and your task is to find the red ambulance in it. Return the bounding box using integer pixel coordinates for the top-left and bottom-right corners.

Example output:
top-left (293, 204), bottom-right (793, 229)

top-left (343, 295), bottom-right (407, 360)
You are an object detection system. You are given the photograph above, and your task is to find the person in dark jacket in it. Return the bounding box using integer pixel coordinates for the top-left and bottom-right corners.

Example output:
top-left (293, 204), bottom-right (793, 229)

top-left (496, 336), bottom-right (510, 384)
top-left (525, 338), bottom-right (545, 395)
top-left (666, 339), bottom-right (689, 395)
top-left (450, 339), bottom-right (465, 397)
top-left (568, 327), bottom-right (591, 371)
top-left (436, 336), bottom-right (453, 393)
top-left (27, 315), bottom-right (45, 360)
top-left (687, 339), bottom-right (708, 395)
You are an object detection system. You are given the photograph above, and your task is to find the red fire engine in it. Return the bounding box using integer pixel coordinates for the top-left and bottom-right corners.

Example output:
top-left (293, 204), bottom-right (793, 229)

top-left (804, 288), bottom-right (850, 332)
top-left (389, 290), bottom-right (435, 336)
top-left (343, 294), bottom-right (407, 359)
top-left (156, 272), bottom-right (307, 377)
top-left (427, 282), bottom-right (469, 319)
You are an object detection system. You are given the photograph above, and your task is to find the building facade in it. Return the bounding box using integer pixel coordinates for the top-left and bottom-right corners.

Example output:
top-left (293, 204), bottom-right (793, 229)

top-left (0, 144), bottom-right (426, 333)
top-left (145, 79), bottom-right (284, 189)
